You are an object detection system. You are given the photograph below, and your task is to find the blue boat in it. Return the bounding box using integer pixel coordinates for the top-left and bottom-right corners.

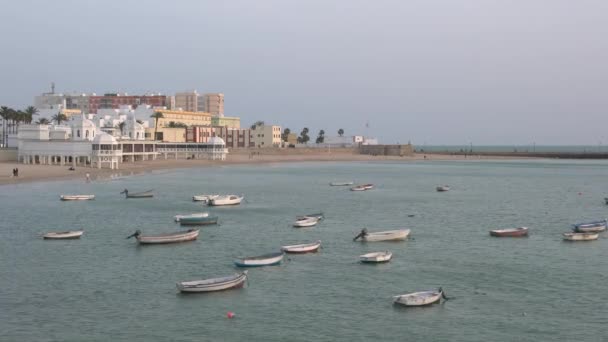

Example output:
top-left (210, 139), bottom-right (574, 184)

top-left (572, 219), bottom-right (607, 233)
top-left (234, 252), bottom-right (284, 267)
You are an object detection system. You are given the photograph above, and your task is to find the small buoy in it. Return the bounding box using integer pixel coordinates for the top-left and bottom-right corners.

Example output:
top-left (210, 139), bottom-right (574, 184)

top-left (227, 311), bottom-right (235, 319)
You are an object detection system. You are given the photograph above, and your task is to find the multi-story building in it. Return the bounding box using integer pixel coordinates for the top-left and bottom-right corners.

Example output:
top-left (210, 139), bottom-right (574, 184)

top-left (175, 91), bottom-right (199, 112)
top-left (88, 93), bottom-right (168, 113)
top-left (151, 109), bottom-right (212, 128)
top-left (34, 92), bottom-right (91, 113)
top-left (211, 116), bottom-right (240, 129)
top-left (200, 93), bottom-right (224, 116)
top-left (250, 124), bottom-right (282, 148)
top-left (186, 126), bottom-right (252, 148)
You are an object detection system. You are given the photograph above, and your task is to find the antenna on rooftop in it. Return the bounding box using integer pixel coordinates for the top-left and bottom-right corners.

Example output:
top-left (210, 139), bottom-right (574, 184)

top-left (51, 82), bottom-right (55, 94)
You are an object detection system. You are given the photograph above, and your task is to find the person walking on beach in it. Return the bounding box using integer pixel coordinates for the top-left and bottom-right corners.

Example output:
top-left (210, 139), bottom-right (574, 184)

top-left (85, 173), bottom-right (91, 183)
top-left (14, 168), bottom-right (18, 177)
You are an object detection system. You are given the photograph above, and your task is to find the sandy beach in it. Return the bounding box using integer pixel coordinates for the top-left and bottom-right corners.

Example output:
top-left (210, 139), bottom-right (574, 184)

top-left (0, 151), bottom-right (513, 186)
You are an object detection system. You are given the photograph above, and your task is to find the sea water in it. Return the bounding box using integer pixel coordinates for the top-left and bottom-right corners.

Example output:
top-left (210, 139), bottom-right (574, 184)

top-left (1, 160), bottom-right (608, 341)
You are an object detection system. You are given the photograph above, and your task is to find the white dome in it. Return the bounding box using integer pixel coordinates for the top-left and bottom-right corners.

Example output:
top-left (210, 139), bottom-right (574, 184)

top-left (208, 136), bottom-right (226, 145)
top-left (93, 132), bottom-right (117, 144)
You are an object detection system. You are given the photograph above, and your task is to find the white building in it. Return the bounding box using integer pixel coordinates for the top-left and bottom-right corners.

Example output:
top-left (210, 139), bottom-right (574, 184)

top-left (17, 114), bottom-right (228, 169)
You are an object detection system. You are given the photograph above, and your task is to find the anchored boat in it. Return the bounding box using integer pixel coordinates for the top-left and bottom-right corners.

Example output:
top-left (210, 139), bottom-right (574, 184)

top-left (293, 216), bottom-right (319, 227)
top-left (60, 195), bottom-right (95, 201)
top-left (177, 271), bottom-right (248, 293)
top-left (393, 288), bottom-right (448, 307)
top-left (351, 184), bottom-right (374, 191)
top-left (234, 251), bottom-right (284, 267)
top-left (296, 212), bottom-right (324, 221)
top-left (436, 185), bottom-right (450, 192)
top-left (192, 194), bottom-right (219, 202)
top-left (563, 232), bottom-right (599, 241)
top-left (572, 219), bottom-right (607, 233)
top-left (360, 251), bottom-right (392, 263)
top-left (126, 229), bottom-right (199, 244)
top-left (281, 240), bottom-right (322, 253)
top-left (209, 195), bottom-right (243, 206)
top-left (43, 230), bottom-right (84, 239)
top-left (353, 229), bottom-right (411, 242)
top-left (330, 181), bottom-right (354, 186)
top-left (174, 213), bottom-right (209, 222)
top-left (490, 227), bottom-right (529, 237)
top-left (121, 189), bottom-right (154, 198)
top-left (179, 215), bottom-right (218, 226)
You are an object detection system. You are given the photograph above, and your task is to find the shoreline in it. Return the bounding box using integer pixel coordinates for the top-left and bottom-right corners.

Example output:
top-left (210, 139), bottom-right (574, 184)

top-left (0, 152), bottom-right (533, 186)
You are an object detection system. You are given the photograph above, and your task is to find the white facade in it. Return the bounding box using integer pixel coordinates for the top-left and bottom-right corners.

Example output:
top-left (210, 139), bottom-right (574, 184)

top-left (250, 124), bottom-right (282, 148)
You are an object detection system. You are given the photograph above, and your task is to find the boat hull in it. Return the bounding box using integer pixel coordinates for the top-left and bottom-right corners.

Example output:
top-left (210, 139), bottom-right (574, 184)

top-left (281, 241), bottom-right (321, 254)
top-left (209, 196), bottom-right (243, 206)
top-left (136, 229), bottom-right (199, 244)
top-left (60, 195), bottom-right (95, 201)
top-left (43, 231), bottom-right (84, 239)
top-left (360, 251), bottom-right (392, 263)
top-left (361, 229), bottom-right (411, 242)
top-left (572, 220), bottom-right (607, 233)
top-left (563, 232), bottom-right (599, 241)
top-left (293, 218), bottom-right (319, 227)
top-left (179, 216), bottom-right (218, 226)
top-left (177, 272), bottom-right (247, 293)
top-left (234, 253), bottom-right (284, 267)
top-left (490, 227), bottom-right (529, 237)
top-left (394, 291), bottom-right (442, 307)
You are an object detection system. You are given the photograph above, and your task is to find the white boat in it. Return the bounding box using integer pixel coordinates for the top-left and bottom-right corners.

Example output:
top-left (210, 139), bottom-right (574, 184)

top-left (177, 271), bottom-right (248, 293)
top-left (330, 181), bottom-right (354, 186)
top-left (234, 252), bottom-right (284, 267)
top-left (209, 195), bottom-right (244, 206)
top-left (192, 194), bottom-right (219, 202)
top-left (360, 251), bottom-right (393, 263)
top-left (296, 212), bottom-right (324, 220)
top-left (353, 229), bottom-right (410, 242)
top-left (60, 195), bottom-right (95, 201)
top-left (572, 219), bottom-right (607, 233)
top-left (436, 185), bottom-right (450, 192)
top-left (43, 230), bottom-right (84, 239)
top-left (293, 216), bottom-right (319, 227)
top-left (174, 213), bottom-right (209, 222)
top-left (393, 288), bottom-right (447, 307)
top-left (563, 232), bottom-right (600, 241)
top-left (281, 240), bottom-right (322, 253)
top-left (351, 184), bottom-right (374, 191)
top-left (127, 229), bottom-right (200, 244)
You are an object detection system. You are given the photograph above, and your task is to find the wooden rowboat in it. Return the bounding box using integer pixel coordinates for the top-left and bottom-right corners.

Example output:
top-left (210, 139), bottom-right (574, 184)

top-left (393, 288), bottom-right (447, 307)
top-left (43, 230), bottom-right (84, 239)
top-left (296, 212), bottom-right (324, 220)
top-left (209, 195), bottom-right (243, 206)
top-left (436, 185), bottom-right (450, 192)
top-left (330, 181), bottom-right (354, 186)
top-left (234, 251), bottom-right (284, 267)
top-left (572, 219), bottom-right (607, 233)
top-left (192, 194), bottom-right (219, 202)
top-left (126, 229), bottom-right (199, 244)
top-left (563, 232), bottom-right (599, 241)
top-left (60, 195), bottom-right (95, 201)
top-left (490, 227), bottom-right (529, 237)
top-left (179, 215), bottom-right (218, 226)
top-left (360, 251), bottom-right (392, 263)
top-left (293, 216), bottom-right (319, 227)
top-left (174, 213), bottom-right (209, 222)
top-left (281, 240), bottom-right (322, 253)
top-left (121, 189), bottom-right (154, 198)
top-left (353, 229), bottom-right (410, 242)
top-left (177, 271), bottom-right (248, 293)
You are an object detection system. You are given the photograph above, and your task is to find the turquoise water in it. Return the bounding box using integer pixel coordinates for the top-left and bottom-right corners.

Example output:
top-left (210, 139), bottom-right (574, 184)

top-left (2, 160), bottom-right (608, 341)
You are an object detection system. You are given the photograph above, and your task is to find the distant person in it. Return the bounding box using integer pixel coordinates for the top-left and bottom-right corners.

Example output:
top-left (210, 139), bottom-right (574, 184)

top-left (15, 168), bottom-right (19, 177)
top-left (85, 173), bottom-right (91, 183)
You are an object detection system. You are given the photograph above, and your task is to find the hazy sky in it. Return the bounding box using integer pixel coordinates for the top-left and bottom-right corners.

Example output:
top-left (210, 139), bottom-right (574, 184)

top-left (1, 0), bottom-right (606, 145)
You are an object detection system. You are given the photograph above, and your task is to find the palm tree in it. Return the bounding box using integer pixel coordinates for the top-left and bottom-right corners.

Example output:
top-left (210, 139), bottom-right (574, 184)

top-left (51, 113), bottom-right (68, 125)
top-left (282, 128), bottom-right (291, 142)
top-left (338, 128), bottom-right (344, 137)
top-left (300, 127), bottom-right (310, 144)
top-left (316, 129), bottom-right (325, 144)
top-left (150, 111), bottom-right (164, 140)
top-left (36, 118), bottom-right (50, 125)
top-left (24, 106), bottom-right (38, 124)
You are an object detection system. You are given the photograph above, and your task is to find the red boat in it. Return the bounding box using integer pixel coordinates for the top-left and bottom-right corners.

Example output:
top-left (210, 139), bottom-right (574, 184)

top-left (489, 227), bottom-right (529, 237)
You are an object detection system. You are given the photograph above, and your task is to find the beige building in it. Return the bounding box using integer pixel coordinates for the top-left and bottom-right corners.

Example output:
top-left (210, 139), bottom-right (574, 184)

top-left (145, 127), bottom-right (186, 142)
top-left (200, 93), bottom-right (224, 116)
top-left (152, 109), bottom-right (212, 128)
top-left (174, 91), bottom-right (199, 112)
top-left (211, 116), bottom-right (240, 129)
top-left (251, 124), bottom-right (282, 148)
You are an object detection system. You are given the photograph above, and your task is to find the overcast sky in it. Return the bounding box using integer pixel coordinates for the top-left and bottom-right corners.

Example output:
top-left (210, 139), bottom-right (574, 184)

top-left (0, 0), bottom-right (606, 145)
